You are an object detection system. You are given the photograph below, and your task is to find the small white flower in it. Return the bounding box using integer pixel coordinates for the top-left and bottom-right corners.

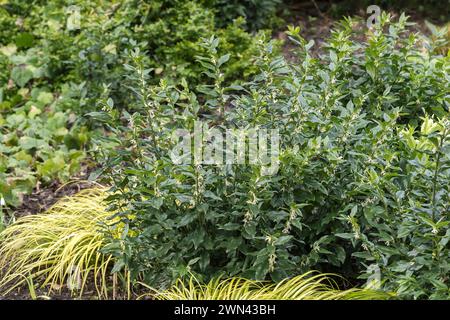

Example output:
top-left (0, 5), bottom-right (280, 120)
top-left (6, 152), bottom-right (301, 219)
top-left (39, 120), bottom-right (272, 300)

top-left (0, 196), bottom-right (5, 206)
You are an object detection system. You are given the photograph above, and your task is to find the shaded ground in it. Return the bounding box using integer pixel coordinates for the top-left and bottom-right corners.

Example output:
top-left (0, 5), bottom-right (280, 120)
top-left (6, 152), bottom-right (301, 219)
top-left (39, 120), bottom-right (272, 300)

top-left (278, 3), bottom-right (441, 60)
top-left (14, 163), bottom-right (98, 218)
top-left (0, 274), bottom-right (150, 300)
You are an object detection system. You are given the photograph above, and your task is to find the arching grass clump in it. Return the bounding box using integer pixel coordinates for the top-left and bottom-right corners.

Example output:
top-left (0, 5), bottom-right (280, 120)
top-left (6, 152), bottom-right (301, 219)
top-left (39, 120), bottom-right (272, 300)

top-left (0, 188), bottom-right (117, 298)
top-left (142, 272), bottom-right (394, 300)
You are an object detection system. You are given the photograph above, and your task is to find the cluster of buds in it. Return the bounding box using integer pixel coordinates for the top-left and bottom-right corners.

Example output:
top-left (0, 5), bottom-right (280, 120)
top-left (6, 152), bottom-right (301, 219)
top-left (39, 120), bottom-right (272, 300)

top-left (243, 210), bottom-right (253, 225)
top-left (268, 253), bottom-right (277, 273)
top-left (283, 205), bottom-right (299, 234)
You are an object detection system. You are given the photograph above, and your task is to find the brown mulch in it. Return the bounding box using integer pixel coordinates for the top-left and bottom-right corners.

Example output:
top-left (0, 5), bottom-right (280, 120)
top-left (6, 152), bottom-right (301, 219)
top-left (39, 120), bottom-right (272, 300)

top-left (0, 274), bottom-right (150, 300)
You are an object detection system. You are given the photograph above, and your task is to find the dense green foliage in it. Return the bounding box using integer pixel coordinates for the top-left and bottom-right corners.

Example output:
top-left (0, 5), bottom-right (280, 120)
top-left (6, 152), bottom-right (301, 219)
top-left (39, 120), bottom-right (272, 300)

top-left (0, 42), bottom-right (88, 205)
top-left (0, 0), bottom-right (448, 300)
top-left (93, 13), bottom-right (449, 299)
top-left (0, 0), bottom-right (276, 207)
top-left (210, 0), bottom-right (283, 30)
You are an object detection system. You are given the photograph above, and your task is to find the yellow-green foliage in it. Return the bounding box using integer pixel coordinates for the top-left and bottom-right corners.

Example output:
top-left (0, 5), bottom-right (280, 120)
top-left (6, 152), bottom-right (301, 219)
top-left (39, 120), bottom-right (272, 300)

top-left (141, 272), bottom-right (394, 300)
top-left (0, 188), bottom-right (115, 298)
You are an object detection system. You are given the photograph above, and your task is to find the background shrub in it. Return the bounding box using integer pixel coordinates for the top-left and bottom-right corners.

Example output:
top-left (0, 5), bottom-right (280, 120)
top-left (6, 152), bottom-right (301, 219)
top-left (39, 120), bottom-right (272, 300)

top-left (0, 0), bottom-right (278, 207)
top-left (209, 0), bottom-right (283, 30)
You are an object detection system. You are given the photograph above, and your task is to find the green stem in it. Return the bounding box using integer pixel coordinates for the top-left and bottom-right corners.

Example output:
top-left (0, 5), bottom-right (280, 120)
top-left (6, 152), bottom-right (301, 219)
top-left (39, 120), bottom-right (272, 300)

top-left (431, 128), bottom-right (448, 221)
top-left (138, 64), bottom-right (159, 156)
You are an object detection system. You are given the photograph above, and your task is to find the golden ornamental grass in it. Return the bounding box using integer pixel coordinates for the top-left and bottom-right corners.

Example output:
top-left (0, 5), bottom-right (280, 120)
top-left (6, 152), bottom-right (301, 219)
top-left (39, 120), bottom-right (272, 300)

top-left (0, 187), bottom-right (116, 298)
top-left (140, 271), bottom-right (394, 300)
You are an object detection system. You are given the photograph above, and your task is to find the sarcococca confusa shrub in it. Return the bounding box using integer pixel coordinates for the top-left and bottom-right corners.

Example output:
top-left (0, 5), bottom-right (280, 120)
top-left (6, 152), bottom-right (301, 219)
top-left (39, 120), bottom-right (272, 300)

top-left (93, 13), bottom-right (449, 299)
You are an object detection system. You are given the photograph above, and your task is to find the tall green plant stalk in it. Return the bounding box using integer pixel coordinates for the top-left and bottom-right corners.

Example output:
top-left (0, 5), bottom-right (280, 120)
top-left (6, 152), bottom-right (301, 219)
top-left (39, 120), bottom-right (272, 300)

top-left (431, 126), bottom-right (448, 221)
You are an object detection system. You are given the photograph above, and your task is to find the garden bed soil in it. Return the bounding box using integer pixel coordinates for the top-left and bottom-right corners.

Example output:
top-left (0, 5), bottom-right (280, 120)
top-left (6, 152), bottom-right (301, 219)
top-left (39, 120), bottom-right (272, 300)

top-left (14, 163), bottom-right (98, 218)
